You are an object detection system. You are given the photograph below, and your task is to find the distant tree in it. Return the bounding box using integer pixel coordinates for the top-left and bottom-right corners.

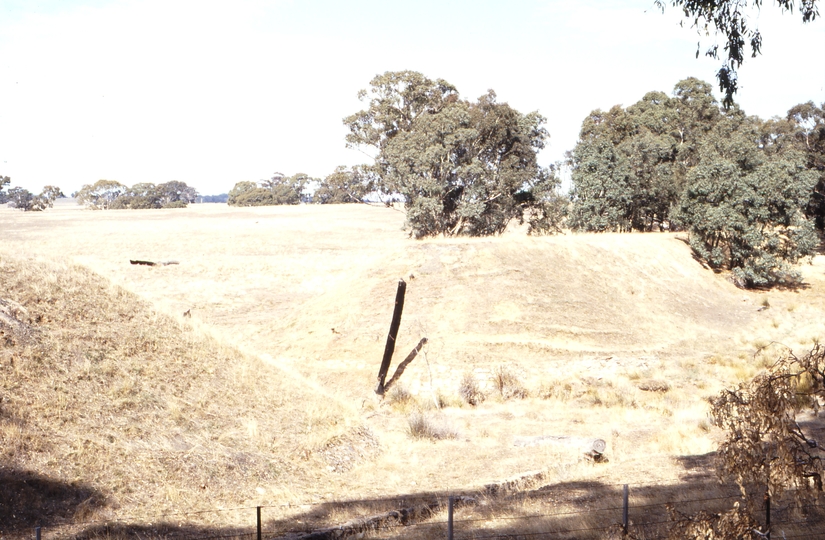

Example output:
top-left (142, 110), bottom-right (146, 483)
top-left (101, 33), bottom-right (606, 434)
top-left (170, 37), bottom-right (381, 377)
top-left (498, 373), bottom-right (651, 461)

top-left (40, 185), bottom-right (64, 202)
top-left (673, 113), bottom-right (819, 287)
top-left (6, 187), bottom-right (37, 210)
top-left (75, 180), bottom-right (128, 210)
top-left (157, 181), bottom-right (198, 208)
top-left (656, 0), bottom-right (821, 108)
top-left (227, 181), bottom-right (259, 206)
top-left (269, 173), bottom-right (312, 204)
top-left (314, 166), bottom-right (373, 204)
top-left (0, 175), bottom-right (10, 203)
top-left (124, 183), bottom-right (162, 209)
top-left (344, 71), bottom-right (563, 237)
top-left (228, 174), bottom-right (311, 206)
top-left (6, 184), bottom-right (61, 211)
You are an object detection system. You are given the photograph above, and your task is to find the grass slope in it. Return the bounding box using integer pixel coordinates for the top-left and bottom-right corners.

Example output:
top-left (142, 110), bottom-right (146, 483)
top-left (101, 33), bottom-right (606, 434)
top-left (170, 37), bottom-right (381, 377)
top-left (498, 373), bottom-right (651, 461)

top-left (2, 202), bottom-right (825, 538)
top-left (0, 255), bottom-right (361, 537)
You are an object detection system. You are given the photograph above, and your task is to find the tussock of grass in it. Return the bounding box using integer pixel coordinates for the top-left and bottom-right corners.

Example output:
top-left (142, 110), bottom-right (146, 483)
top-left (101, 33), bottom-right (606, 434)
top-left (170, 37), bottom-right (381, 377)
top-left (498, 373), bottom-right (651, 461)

top-left (407, 412), bottom-right (459, 440)
top-left (492, 365), bottom-right (528, 400)
top-left (459, 372), bottom-right (485, 406)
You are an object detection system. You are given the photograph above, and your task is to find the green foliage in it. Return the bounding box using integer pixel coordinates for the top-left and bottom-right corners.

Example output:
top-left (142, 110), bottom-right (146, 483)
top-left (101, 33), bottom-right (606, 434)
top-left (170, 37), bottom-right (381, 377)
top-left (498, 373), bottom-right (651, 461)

top-left (569, 78), bottom-right (719, 232)
top-left (655, 0), bottom-right (820, 108)
top-left (674, 115), bottom-right (819, 287)
top-left (6, 184), bottom-right (62, 211)
top-left (314, 166), bottom-right (373, 204)
top-left (75, 180), bottom-right (128, 210)
top-left (229, 173), bottom-right (312, 207)
top-left (570, 78), bottom-right (822, 288)
top-left (786, 101), bottom-right (825, 229)
top-left (344, 71), bottom-right (564, 238)
top-left (0, 175), bottom-right (10, 203)
top-left (76, 180), bottom-right (196, 209)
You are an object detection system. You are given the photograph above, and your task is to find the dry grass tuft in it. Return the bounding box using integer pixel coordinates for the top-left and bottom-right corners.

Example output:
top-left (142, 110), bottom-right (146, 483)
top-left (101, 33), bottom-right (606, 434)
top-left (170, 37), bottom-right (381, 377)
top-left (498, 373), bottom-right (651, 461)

top-left (492, 365), bottom-right (528, 400)
top-left (407, 412), bottom-right (459, 440)
top-left (459, 372), bottom-right (486, 406)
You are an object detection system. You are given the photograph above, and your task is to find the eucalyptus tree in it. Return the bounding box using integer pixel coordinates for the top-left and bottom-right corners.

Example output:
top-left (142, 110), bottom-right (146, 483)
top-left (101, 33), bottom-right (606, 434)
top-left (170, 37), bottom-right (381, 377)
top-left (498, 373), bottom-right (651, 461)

top-left (674, 113), bottom-right (819, 287)
top-left (228, 173), bottom-right (312, 206)
top-left (0, 175), bottom-right (9, 203)
top-left (74, 180), bottom-right (128, 210)
top-left (5, 185), bottom-right (62, 211)
top-left (569, 78), bottom-right (724, 233)
top-left (656, 0), bottom-right (821, 108)
top-left (344, 71), bottom-right (563, 237)
top-left (314, 165), bottom-right (373, 204)
top-left (786, 101), bottom-right (825, 229)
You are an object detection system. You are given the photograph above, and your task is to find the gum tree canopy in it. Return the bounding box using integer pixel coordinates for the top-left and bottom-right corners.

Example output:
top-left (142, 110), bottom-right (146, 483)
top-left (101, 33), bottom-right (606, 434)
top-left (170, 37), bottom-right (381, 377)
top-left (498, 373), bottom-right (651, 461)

top-left (343, 71), bottom-right (564, 238)
top-left (656, 0), bottom-right (820, 108)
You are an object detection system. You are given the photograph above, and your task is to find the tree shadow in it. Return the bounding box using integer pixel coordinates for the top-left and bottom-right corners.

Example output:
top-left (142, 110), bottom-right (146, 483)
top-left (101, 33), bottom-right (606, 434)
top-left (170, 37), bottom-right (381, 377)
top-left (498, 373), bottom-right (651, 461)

top-left (0, 467), bottom-right (105, 537)
top-left (26, 448), bottom-right (825, 539)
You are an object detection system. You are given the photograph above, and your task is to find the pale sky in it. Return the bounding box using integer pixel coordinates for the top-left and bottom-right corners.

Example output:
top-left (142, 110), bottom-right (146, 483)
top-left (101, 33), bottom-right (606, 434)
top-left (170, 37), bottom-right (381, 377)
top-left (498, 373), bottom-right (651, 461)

top-left (1, 0), bottom-right (823, 196)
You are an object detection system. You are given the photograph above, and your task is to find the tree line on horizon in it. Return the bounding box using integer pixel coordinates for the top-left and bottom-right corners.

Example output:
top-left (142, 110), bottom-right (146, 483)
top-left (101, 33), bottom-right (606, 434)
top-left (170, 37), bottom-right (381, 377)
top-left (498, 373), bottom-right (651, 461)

top-left (4, 69), bottom-right (824, 289)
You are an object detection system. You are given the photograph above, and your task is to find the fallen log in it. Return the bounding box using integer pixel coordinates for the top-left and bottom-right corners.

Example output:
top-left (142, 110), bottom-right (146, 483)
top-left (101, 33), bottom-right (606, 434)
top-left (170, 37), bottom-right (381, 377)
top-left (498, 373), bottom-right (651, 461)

top-left (129, 260), bottom-right (179, 266)
top-left (514, 435), bottom-right (607, 457)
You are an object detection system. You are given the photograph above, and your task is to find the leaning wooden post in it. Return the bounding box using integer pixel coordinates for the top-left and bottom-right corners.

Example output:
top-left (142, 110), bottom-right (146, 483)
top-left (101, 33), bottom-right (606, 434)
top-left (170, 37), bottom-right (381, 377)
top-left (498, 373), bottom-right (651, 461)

top-left (622, 484), bottom-right (629, 537)
top-left (376, 279), bottom-right (406, 395)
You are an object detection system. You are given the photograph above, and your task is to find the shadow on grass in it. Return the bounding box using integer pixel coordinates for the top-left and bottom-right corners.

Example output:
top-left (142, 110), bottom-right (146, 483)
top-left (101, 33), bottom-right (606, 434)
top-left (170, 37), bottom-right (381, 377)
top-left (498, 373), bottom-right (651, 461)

top-left (26, 451), bottom-right (825, 540)
top-left (0, 467), bottom-right (105, 536)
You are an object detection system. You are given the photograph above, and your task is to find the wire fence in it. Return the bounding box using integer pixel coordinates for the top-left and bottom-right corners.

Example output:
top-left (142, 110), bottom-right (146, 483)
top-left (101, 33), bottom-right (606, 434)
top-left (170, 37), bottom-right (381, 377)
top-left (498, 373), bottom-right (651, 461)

top-left (22, 482), bottom-right (825, 540)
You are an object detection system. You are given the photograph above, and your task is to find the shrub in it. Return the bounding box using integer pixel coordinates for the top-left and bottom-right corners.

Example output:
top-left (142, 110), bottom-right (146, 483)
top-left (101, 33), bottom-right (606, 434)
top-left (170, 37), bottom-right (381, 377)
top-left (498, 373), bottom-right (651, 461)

top-left (459, 372), bottom-right (485, 406)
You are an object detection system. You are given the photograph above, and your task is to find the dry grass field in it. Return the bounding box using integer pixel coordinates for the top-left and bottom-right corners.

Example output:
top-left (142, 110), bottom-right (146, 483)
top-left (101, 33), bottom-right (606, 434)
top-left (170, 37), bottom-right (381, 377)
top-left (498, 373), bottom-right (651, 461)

top-left (2, 199), bottom-right (825, 538)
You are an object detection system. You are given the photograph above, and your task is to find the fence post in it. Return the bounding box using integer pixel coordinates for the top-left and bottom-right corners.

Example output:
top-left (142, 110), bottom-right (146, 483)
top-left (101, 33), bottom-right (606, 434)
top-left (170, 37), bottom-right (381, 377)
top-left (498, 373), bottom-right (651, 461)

top-left (35, 526), bottom-right (41, 540)
top-left (376, 279), bottom-right (406, 395)
top-left (765, 490), bottom-right (771, 540)
top-left (622, 484), bottom-right (629, 536)
top-left (257, 506), bottom-right (262, 540)
top-left (447, 495), bottom-right (454, 540)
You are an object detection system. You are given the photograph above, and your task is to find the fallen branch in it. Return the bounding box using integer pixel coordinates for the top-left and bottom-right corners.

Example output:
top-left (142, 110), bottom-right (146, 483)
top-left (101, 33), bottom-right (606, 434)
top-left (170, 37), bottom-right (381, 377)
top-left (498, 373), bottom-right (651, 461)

top-left (382, 338), bottom-right (428, 395)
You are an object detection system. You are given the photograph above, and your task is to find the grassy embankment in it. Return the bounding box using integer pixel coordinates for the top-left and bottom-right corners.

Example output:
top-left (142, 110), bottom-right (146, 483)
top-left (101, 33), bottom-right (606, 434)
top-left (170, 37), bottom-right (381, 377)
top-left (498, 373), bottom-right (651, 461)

top-left (2, 201), bottom-right (825, 538)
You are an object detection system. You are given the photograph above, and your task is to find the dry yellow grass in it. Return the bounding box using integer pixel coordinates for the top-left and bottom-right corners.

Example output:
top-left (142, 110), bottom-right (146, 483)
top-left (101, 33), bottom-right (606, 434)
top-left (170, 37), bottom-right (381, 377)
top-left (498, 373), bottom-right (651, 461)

top-left (2, 200), bottom-right (825, 538)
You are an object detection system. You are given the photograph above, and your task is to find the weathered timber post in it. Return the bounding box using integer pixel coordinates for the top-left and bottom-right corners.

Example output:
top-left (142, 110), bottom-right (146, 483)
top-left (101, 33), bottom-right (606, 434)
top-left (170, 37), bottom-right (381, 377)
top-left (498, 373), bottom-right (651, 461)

top-left (447, 496), bottom-right (454, 540)
top-left (622, 484), bottom-right (629, 537)
top-left (765, 489), bottom-right (771, 540)
top-left (257, 506), bottom-right (262, 540)
top-left (376, 279), bottom-right (406, 395)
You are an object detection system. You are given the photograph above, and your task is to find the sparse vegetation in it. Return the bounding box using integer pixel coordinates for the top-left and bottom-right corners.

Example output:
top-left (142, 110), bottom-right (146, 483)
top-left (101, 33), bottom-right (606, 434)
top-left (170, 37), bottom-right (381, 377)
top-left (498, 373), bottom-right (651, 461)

top-left (492, 365), bottom-right (528, 400)
top-left (459, 372), bottom-right (485, 406)
top-left (407, 412), bottom-right (459, 440)
top-left (2, 202), bottom-right (825, 537)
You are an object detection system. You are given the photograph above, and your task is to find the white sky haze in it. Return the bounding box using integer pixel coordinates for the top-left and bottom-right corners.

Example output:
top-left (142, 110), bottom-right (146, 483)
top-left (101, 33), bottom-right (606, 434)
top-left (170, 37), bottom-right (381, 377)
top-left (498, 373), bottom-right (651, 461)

top-left (1, 0), bottom-right (823, 196)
